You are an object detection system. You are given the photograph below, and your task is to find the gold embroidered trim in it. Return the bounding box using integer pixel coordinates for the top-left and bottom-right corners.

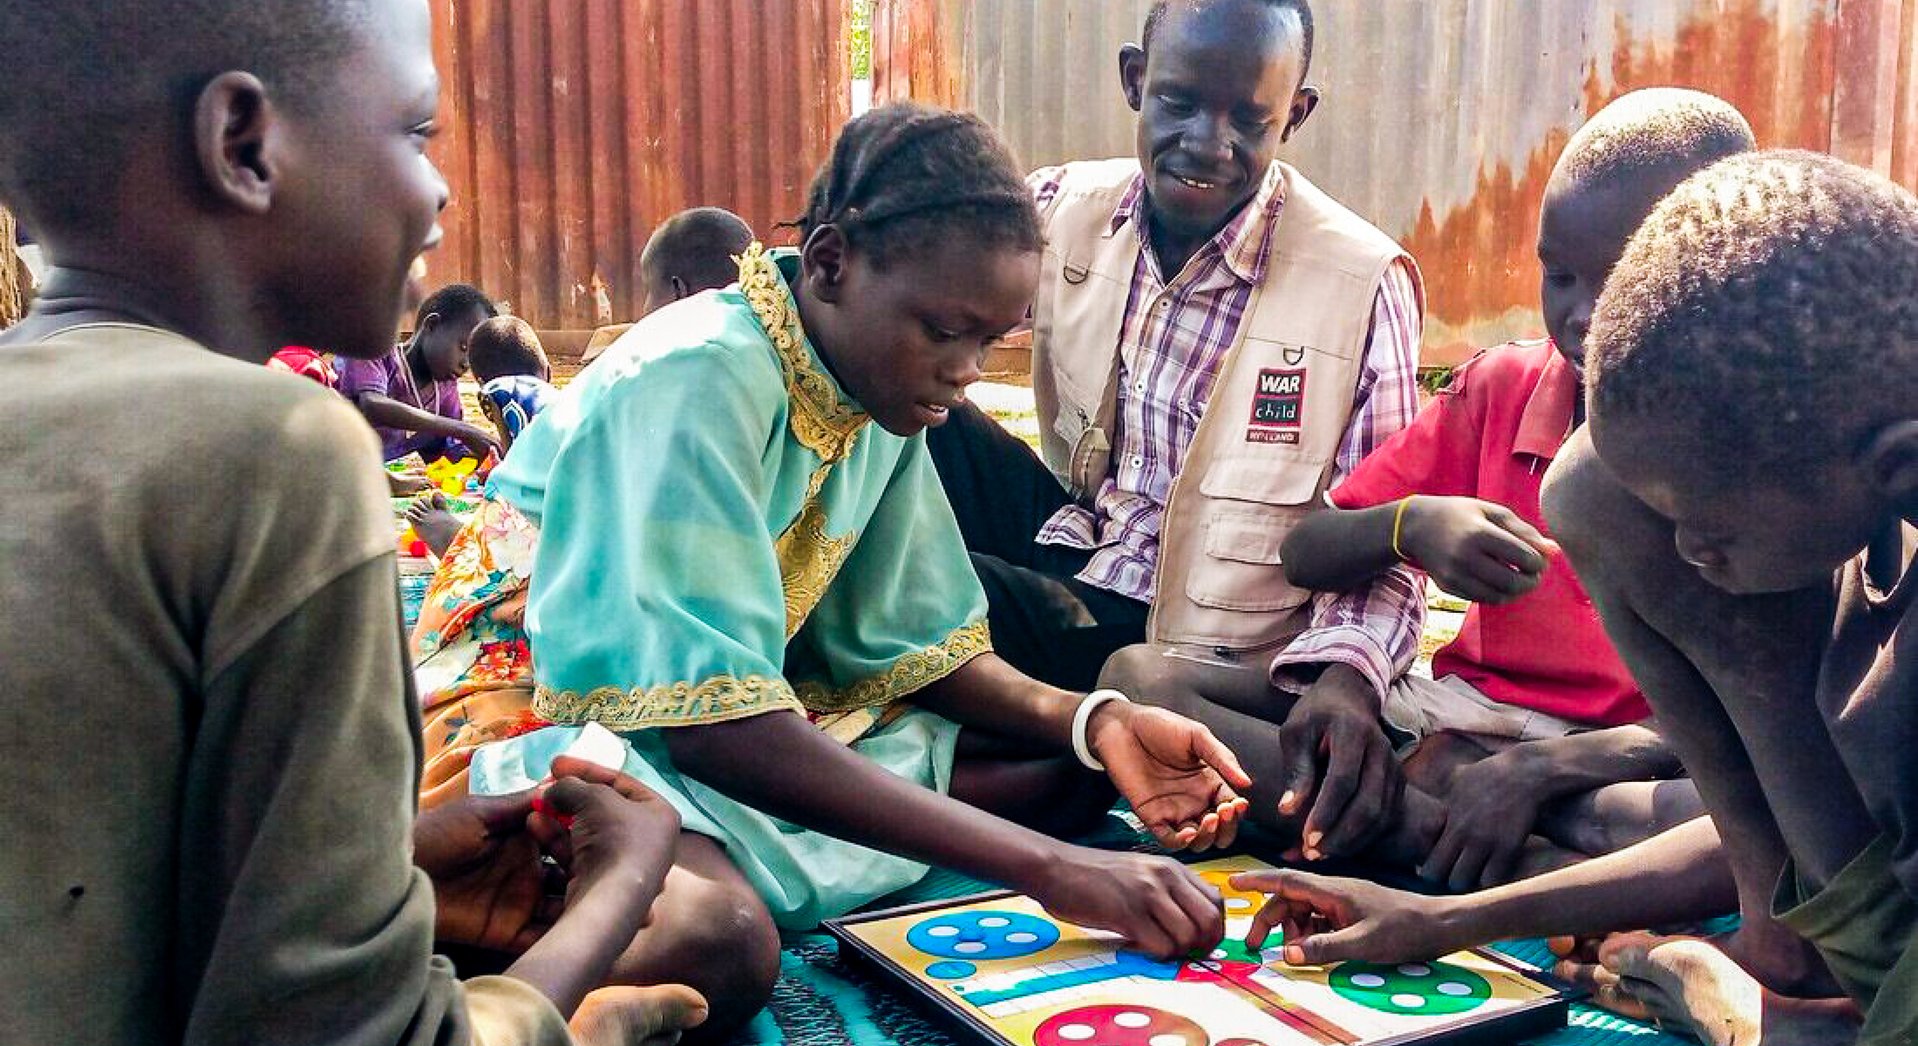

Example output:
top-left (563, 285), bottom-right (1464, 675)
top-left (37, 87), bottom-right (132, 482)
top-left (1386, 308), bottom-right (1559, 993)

top-left (532, 674), bottom-right (804, 730)
top-left (795, 620), bottom-right (994, 712)
top-left (737, 243), bottom-right (867, 462)
top-left (775, 461), bottom-right (858, 639)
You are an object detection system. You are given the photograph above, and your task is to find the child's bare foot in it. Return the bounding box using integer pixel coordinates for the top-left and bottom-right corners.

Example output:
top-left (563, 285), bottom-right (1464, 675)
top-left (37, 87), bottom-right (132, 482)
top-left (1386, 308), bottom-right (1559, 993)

top-left (569, 984), bottom-right (708, 1046)
top-left (405, 493), bottom-right (464, 558)
top-left (389, 471), bottom-right (432, 497)
top-left (1559, 932), bottom-right (1859, 1046)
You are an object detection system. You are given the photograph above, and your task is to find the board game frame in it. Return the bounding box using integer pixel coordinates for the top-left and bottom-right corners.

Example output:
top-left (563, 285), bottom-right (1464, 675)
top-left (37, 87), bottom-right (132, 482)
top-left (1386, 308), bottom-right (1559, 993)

top-left (826, 887), bottom-right (1582, 1046)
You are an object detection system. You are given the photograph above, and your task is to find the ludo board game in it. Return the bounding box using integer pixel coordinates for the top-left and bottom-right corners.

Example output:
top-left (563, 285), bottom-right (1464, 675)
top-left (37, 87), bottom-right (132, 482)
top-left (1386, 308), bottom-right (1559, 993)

top-left (826, 856), bottom-right (1575, 1046)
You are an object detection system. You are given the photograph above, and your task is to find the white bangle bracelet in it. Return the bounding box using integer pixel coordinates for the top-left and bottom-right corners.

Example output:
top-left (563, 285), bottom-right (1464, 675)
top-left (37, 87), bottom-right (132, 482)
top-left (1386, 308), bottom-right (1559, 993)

top-left (1071, 688), bottom-right (1131, 771)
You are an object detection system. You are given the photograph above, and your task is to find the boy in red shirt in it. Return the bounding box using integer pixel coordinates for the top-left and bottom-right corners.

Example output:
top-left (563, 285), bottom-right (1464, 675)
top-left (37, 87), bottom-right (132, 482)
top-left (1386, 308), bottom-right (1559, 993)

top-left (1281, 89), bottom-right (1754, 890)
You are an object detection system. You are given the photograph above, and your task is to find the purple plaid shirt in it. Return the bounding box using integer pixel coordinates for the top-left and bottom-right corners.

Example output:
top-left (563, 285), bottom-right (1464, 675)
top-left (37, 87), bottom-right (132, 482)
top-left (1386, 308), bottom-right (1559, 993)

top-left (1029, 162), bottom-right (1425, 698)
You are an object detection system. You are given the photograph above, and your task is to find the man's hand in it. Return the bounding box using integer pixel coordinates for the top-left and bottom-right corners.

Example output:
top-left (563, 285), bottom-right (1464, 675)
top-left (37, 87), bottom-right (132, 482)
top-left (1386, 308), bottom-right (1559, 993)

top-left (414, 791), bottom-right (553, 952)
top-left (1276, 665), bottom-right (1402, 860)
top-left (1399, 496), bottom-right (1555, 605)
top-left (1234, 869), bottom-right (1469, 965)
top-left (1418, 752), bottom-right (1545, 890)
top-left (1087, 702), bottom-right (1251, 852)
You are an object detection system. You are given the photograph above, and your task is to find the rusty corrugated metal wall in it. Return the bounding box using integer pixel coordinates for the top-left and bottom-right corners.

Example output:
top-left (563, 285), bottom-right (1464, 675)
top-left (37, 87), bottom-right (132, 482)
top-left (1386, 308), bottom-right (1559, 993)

top-left (877, 0), bottom-right (1918, 364)
top-left (425, 0), bottom-right (850, 330)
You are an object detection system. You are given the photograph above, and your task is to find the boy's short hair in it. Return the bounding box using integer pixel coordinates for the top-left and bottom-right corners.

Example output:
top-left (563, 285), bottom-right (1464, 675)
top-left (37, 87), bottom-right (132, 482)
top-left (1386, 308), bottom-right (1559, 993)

top-left (467, 316), bottom-right (549, 383)
top-left (1143, 0), bottom-right (1313, 79)
top-left (414, 283), bottom-right (498, 329)
top-left (1588, 150), bottom-right (1918, 481)
top-left (641, 208), bottom-right (753, 293)
top-left (1555, 88), bottom-right (1756, 191)
top-left (0, 1), bottom-right (370, 233)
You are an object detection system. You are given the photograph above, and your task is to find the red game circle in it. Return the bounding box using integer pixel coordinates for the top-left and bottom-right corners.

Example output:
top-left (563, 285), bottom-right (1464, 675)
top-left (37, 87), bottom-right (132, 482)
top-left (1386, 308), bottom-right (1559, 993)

top-left (1032, 1005), bottom-right (1209, 1046)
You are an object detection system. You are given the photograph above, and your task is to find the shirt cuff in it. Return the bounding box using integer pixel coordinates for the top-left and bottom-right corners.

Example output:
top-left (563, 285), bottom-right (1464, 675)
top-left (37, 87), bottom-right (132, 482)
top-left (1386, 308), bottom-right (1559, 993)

top-left (1269, 626), bottom-right (1400, 702)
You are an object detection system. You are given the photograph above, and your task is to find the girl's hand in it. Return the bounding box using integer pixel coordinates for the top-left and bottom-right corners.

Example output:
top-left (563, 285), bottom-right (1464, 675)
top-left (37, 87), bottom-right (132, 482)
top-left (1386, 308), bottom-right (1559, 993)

top-left (1033, 848), bottom-right (1225, 959)
top-left (1087, 702), bottom-right (1252, 851)
top-left (1231, 869), bottom-right (1464, 965)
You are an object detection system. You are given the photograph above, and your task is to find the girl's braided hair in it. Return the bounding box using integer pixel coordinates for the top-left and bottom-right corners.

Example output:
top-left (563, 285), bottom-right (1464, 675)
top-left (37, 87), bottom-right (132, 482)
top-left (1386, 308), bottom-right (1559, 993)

top-left (794, 103), bottom-right (1041, 269)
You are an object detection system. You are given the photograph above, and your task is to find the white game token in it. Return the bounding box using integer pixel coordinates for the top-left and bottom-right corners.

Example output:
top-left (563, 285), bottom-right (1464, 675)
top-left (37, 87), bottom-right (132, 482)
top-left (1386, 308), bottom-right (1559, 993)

top-left (1148, 1036), bottom-right (1188, 1046)
top-left (1398, 963), bottom-right (1432, 977)
top-left (1114, 1012), bottom-right (1152, 1028)
top-left (1392, 993), bottom-right (1427, 1009)
top-left (1350, 973), bottom-right (1387, 988)
top-left (1437, 981), bottom-right (1473, 997)
top-left (1055, 1024), bottom-right (1095, 1041)
top-left (561, 722), bottom-right (628, 772)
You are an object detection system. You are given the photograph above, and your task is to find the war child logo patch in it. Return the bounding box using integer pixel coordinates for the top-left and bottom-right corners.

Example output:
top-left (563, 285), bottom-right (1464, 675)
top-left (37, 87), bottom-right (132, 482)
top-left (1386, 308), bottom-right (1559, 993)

top-left (1247, 367), bottom-right (1305, 444)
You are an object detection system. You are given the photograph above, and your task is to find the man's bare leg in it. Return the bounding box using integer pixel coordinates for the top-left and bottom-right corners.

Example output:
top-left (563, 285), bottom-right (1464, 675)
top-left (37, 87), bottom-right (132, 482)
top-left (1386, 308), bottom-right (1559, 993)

top-left (952, 728), bottom-right (1117, 839)
top-left (1101, 646), bottom-right (1445, 864)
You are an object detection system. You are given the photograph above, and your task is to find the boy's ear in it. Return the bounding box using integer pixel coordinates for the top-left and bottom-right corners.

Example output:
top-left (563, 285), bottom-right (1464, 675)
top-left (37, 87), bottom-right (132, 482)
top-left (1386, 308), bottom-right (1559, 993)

top-left (192, 72), bottom-right (281, 216)
top-left (801, 224), bottom-right (850, 304)
top-left (1280, 86), bottom-right (1321, 143)
top-left (1119, 44), bottom-right (1147, 112)
top-left (1859, 420), bottom-right (1918, 508)
top-left (670, 275), bottom-right (690, 301)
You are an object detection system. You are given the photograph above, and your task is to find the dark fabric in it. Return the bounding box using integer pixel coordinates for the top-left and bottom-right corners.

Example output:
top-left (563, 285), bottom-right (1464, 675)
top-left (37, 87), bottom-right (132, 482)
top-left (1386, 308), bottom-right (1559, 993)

top-left (927, 401), bottom-right (1148, 691)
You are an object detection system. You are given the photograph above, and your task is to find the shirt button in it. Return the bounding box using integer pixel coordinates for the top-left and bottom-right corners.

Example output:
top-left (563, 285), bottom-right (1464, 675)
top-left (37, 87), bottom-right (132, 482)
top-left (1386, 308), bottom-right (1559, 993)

top-left (1157, 300), bottom-right (1171, 310)
top-left (1130, 455), bottom-right (1145, 468)
top-left (1133, 380), bottom-right (1146, 393)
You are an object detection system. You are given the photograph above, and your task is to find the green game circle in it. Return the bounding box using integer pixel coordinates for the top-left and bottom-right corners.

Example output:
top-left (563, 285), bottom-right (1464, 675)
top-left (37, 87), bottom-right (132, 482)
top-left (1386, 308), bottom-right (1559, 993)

top-left (1329, 960), bottom-right (1492, 1016)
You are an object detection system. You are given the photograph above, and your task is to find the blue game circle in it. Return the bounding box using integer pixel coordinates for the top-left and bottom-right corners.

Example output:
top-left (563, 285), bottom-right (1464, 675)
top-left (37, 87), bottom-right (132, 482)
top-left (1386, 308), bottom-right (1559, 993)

top-left (925, 960), bottom-right (977, 979)
top-left (906, 910), bottom-right (1060, 960)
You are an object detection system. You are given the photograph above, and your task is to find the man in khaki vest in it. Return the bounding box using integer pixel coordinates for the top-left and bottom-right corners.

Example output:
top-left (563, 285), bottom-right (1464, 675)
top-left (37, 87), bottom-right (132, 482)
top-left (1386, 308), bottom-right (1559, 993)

top-left (927, 0), bottom-right (1438, 860)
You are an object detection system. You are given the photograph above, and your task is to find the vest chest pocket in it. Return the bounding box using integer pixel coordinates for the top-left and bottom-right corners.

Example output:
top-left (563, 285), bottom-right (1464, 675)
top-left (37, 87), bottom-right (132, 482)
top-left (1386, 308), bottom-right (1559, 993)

top-left (1183, 461), bottom-right (1325, 613)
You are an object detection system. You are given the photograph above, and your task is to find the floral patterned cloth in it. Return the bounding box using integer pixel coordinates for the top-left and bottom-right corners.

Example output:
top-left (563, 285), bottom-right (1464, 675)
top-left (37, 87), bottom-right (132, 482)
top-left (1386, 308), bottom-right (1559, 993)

top-left (411, 496), bottom-right (548, 809)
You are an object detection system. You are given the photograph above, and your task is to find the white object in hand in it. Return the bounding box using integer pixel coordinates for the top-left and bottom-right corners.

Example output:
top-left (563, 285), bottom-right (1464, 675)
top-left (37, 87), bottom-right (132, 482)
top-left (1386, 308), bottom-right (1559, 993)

top-left (562, 722), bottom-right (629, 773)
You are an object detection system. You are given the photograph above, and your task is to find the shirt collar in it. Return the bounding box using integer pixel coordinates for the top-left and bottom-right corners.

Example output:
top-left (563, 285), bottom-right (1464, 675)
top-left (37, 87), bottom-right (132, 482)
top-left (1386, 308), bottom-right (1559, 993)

top-left (1514, 341), bottom-right (1579, 462)
top-left (1109, 161), bottom-right (1287, 284)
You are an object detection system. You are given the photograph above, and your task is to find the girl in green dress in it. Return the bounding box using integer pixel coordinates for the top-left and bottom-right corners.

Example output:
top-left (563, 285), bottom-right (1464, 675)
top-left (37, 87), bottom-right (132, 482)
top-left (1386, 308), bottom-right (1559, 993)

top-left (420, 105), bottom-right (1250, 1029)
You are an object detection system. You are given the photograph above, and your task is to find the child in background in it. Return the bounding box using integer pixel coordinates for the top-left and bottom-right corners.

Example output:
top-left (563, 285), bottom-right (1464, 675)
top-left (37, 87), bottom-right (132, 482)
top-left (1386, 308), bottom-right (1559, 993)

top-left (581, 207), bottom-right (754, 365)
top-left (414, 105), bottom-right (1252, 1033)
top-left (471, 316), bottom-right (556, 450)
top-left (0, 0), bottom-right (706, 1041)
top-left (340, 282), bottom-right (502, 463)
top-left (636, 207), bottom-right (754, 317)
top-left (1278, 89), bottom-right (1752, 890)
top-left (406, 316), bottom-right (557, 557)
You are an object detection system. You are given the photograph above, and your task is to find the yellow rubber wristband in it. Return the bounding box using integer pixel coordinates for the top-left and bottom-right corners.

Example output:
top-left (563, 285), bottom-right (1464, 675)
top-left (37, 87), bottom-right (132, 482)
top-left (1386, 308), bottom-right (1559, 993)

top-left (1391, 496), bottom-right (1416, 562)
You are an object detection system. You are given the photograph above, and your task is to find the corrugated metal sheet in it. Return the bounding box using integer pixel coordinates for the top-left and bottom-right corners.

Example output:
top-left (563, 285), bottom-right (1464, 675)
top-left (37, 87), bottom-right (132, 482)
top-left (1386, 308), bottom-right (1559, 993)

top-left (879, 0), bottom-right (1918, 364)
top-left (426, 0), bottom-right (850, 330)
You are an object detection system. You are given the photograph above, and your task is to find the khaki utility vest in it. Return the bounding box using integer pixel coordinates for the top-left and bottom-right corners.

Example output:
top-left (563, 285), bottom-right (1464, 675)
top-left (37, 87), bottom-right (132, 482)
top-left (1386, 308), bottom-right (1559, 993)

top-left (1032, 159), bottom-right (1422, 654)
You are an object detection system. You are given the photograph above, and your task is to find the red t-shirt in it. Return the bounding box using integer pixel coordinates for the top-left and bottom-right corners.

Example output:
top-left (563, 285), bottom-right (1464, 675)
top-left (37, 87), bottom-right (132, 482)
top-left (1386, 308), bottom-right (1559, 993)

top-left (1329, 340), bottom-right (1649, 727)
